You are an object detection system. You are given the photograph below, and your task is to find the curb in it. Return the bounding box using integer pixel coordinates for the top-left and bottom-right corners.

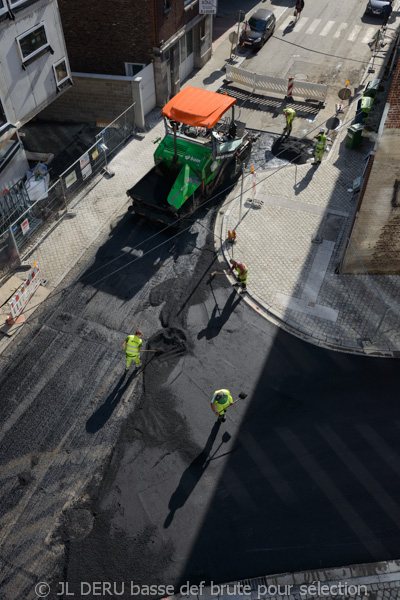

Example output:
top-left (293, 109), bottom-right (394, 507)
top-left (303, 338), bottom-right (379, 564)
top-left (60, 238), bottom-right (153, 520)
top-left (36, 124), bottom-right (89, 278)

top-left (165, 560), bottom-right (400, 600)
top-left (215, 199), bottom-right (396, 358)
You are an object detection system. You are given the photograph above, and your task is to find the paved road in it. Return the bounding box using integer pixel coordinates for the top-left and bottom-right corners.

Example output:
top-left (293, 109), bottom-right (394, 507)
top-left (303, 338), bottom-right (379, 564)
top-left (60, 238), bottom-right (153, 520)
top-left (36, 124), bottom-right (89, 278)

top-left (246, 0), bottom-right (385, 85)
top-left (1, 209), bottom-right (400, 599)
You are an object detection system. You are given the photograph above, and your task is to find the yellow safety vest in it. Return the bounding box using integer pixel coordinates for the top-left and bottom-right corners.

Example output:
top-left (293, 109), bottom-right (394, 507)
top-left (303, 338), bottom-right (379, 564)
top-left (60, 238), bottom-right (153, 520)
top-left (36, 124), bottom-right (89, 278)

top-left (212, 389), bottom-right (233, 412)
top-left (315, 134), bottom-right (327, 151)
top-left (284, 109), bottom-right (296, 122)
top-left (125, 335), bottom-right (142, 356)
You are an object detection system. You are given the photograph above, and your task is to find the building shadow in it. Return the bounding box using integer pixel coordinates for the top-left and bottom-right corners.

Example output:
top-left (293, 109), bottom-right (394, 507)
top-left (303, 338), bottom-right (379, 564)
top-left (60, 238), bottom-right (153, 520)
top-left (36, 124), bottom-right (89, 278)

top-left (164, 423), bottom-right (227, 528)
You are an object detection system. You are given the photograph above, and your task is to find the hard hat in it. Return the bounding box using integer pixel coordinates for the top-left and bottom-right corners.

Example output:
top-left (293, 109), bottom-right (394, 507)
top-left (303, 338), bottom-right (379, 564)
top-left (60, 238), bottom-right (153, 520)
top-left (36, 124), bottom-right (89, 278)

top-left (320, 127), bottom-right (325, 133)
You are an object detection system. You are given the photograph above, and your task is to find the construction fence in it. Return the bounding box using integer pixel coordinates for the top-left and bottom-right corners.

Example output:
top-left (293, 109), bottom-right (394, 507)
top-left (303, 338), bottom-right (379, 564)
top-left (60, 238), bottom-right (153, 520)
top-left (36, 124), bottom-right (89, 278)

top-left (0, 103), bottom-right (135, 280)
top-left (225, 65), bottom-right (328, 106)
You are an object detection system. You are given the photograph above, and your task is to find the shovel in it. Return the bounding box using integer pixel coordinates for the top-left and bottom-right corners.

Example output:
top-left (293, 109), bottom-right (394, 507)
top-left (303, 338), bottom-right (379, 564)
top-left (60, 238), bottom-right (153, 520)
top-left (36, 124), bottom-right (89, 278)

top-left (217, 392), bottom-right (248, 415)
top-left (210, 270), bottom-right (226, 278)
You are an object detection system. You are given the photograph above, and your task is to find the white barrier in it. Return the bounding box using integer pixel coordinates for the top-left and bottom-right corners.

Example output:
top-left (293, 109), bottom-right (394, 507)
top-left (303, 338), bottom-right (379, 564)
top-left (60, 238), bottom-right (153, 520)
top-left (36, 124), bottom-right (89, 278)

top-left (225, 65), bottom-right (327, 106)
top-left (8, 263), bottom-right (42, 321)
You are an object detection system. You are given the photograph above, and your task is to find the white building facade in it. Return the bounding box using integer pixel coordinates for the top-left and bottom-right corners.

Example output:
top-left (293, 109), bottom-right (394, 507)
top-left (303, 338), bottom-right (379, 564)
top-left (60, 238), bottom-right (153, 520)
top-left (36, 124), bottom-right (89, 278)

top-left (0, 0), bottom-right (71, 191)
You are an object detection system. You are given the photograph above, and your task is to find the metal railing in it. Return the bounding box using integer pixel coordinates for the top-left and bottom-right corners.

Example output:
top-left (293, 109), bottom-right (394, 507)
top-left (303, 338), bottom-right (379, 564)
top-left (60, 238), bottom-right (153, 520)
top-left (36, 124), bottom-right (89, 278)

top-left (0, 103), bottom-right (135, 278)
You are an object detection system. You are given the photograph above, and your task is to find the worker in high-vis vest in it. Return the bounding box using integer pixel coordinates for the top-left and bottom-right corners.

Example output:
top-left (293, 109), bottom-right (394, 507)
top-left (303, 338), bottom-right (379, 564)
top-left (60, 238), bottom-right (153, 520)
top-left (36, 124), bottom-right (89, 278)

top-left (211, 389), bottom-right (234, 423)
top-left (283, 107), bottom-right (296, 136)
top-left (313, 128), bottom-right (327, 163)
top-left (229, 259), bottom-right (248, 293)
top-left (122, 329), bottom-right (143, 372)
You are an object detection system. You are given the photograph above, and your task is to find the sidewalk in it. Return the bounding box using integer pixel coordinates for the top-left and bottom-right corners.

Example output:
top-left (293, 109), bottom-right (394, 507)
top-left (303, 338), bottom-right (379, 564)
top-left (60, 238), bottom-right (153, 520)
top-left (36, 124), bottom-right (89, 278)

top-left (217, 106), bottom-right (400, 356)
top-left (171, 560), bottom-right (400, 600)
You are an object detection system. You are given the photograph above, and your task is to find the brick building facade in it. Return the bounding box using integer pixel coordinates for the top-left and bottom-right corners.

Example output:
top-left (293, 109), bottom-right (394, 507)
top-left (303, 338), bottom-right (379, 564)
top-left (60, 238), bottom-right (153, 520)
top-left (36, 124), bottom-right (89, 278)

top-left (341, 59), bottom-right (400, 275)
top-left (57, 0), bottom-right (212, 109)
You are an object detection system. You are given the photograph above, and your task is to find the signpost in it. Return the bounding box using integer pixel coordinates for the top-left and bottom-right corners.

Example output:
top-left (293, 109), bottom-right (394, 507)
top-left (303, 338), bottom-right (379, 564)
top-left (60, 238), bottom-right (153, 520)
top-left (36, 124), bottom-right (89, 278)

top-left (229, 31), bottom-right (238, 59)
top-left (337, 80), bottom-right (351, 114)
top-left (234, 10), bottom-right (246, 57)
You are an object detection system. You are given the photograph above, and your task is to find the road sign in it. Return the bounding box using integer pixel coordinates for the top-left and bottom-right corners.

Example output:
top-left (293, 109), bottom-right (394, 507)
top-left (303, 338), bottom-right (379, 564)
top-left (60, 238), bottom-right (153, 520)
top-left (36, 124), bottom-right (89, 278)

top-left (235, 9), bottom-right (245, 22)
top-left (199, 0), bottom-right (217, 14)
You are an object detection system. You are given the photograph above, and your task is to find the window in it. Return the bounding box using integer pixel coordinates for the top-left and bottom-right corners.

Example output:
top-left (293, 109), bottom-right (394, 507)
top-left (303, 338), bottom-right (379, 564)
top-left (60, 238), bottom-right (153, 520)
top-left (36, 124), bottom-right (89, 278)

top-left (0, 133), bottom-right (19, 170)
top-left (8, 0), bottom-right (29, 6)
top-left (0, 97), bottom-right (8, 131)
top-left (180, 30), bottom-right (193, 63)
top-left (125, 63), bottom-right (145, 77)
top-left (16, 23), bottom-right (49, 63)
top-left (0, 0), bottom-right (8, 16)
top-left (53, 57), bottom-right (69, 87)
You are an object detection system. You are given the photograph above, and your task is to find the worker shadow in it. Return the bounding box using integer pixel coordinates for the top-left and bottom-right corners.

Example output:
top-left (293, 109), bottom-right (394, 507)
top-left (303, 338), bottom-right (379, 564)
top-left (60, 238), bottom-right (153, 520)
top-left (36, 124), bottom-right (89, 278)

top-left (164, 425), bottom-right (230, 528)
top-left (281, 20), bottom-right (296, 36)
top-left (293, 163), bottom-right (318, 195)
top-left (85, 371), bottom-right (135, 433)
top-left (197, 290), bottom-right (242, 340)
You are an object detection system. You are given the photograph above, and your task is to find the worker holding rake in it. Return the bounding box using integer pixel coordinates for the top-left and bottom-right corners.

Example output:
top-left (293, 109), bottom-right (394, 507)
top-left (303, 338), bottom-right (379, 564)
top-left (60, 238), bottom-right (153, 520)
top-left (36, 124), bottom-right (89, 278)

top-left (122, 329), bottom-right (143, 373)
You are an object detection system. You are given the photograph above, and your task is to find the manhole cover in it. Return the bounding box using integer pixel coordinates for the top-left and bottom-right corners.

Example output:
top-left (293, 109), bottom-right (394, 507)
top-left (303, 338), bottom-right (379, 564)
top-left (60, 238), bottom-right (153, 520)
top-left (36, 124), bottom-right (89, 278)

top-left (326, 117), bottom-right (341, 130)
top-left (62, 508), bottom-right (94, 541)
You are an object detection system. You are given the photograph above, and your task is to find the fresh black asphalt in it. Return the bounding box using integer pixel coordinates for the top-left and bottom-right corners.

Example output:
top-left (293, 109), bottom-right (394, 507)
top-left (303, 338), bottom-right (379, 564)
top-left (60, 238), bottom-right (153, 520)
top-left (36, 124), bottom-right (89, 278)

top-left (1, 207), bottom-right (400, 599)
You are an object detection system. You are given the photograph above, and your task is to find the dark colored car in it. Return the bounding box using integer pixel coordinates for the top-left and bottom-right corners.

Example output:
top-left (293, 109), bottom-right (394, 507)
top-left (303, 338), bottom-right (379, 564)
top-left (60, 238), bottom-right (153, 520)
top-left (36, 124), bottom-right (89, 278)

top-left (240, 9), bottom-right (276, 51)
top-left (365, 0), bottom-right (392, 16)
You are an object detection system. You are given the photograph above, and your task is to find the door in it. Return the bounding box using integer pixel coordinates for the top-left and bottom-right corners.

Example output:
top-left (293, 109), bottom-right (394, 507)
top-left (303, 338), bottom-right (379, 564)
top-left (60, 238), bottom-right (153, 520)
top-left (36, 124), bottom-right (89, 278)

top-left (179, 29), bottom-right (194, 82)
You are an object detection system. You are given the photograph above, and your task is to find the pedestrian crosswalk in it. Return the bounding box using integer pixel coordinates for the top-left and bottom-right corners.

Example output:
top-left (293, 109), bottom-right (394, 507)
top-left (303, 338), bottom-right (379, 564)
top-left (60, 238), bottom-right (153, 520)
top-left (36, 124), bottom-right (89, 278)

top-left (278, 15), bottom-right (379, 44)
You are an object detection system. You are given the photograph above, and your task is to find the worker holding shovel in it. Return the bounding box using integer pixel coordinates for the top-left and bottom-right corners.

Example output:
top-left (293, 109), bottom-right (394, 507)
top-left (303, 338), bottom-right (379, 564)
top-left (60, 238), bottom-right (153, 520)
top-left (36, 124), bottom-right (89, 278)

top-left (211, 389), bottom-right (234, 423)
top-left (229, 259), bottom-right (248, 293)
top-left (210, 389), bottom-right (247, 423)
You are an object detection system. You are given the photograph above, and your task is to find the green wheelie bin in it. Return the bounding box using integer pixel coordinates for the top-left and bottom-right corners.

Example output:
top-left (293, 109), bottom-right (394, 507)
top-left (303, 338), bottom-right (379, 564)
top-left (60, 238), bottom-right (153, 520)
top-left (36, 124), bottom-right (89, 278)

top-left (346, 123), bottom-right (364, 149)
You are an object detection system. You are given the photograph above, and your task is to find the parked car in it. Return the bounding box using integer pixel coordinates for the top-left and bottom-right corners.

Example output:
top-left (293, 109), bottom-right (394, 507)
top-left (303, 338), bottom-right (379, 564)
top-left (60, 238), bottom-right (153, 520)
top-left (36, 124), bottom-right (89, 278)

top-left (240, 9), bottom-right (275, 51)
top-left (365, 0), bottom-right (392, 16)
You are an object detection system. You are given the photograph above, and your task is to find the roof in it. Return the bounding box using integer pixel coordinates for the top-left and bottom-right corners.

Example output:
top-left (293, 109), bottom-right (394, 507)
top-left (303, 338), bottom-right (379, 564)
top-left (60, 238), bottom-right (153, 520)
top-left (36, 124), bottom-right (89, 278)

top-left (162, 87), bottom-right (236, 129)
top-left (250, 8), bottom-right (273, 20)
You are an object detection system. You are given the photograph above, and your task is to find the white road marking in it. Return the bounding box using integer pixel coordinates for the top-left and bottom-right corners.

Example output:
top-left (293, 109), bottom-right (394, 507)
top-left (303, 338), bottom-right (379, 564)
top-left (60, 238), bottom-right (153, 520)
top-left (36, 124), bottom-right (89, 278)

top-left (293, 17), bottom-right (309, 32)
top-left (275, 240), bottom-right (339, 322)
top-left (334, 22), bottom-right (348, 38)
top-left (277, 427), bottom-right (387, 559)
top-left (278, 15), bottom-right (294, 31)
top-left (363, 27), bottom-right (376, 43)
top-left (320, 20), bottom-right (335, 37)
top-left (347, 24), bottom-right (362, 42)
top-left (305, 19), bottom-right (321, 35)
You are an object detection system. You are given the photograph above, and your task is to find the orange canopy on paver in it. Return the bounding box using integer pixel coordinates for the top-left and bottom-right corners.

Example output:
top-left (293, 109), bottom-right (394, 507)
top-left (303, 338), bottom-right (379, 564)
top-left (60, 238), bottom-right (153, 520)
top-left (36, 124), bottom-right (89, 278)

top-left (162, 87), bottom-right (236, 129)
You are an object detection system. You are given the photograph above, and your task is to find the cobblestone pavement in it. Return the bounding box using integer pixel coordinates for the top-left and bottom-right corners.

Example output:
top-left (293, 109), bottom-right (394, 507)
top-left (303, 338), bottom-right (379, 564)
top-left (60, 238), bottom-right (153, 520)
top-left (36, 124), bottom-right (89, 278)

top-left (22, 114), bottom-right (165, 289)
top-left (219, 118), bottom-right (400, 355)
top-left (171, 560), bottom-right (400, 600)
